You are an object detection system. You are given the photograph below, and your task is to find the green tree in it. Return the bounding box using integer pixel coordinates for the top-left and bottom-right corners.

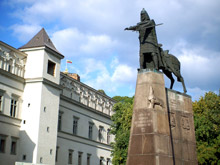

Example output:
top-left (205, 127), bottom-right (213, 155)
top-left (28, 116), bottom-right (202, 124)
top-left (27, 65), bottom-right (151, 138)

top-left (193, 92), bottom-right (220, 165)
top-left (111, 96), bottom-right (133, 165)
top-left (98, 89), bottom-right (106, 95)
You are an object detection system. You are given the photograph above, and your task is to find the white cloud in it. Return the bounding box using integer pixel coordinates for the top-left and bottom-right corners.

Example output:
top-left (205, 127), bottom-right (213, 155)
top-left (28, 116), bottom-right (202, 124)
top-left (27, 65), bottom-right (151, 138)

top-left (111, 64), bottom-right (136, 83)
top-left (10, 24), bottom-right (41, 43)
top-left (80, 58), bottom-right (108, 79)
top-left (82, 58), bottom-right (136, 95)
top-left (80, 34), bottom-right (117, 54)
top-left (173, 44), bottom-right (220, 90)
top-left (187, 87), bottom-right (208, 101)
top-left (110, 57), bottom-right (119, 69)
top-left (51, 28), bottom-right (84, 57)
top-left (52, 28), bottom-right (117, 58)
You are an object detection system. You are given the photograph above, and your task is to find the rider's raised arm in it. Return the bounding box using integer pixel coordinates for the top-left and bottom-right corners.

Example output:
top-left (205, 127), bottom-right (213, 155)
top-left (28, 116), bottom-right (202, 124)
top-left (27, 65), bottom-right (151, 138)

top-left (124, 25), bottom-right (138, 31)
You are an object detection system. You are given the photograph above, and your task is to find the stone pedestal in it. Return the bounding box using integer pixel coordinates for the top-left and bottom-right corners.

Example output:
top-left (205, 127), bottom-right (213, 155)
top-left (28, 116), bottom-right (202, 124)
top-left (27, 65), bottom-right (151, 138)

top-left (126, 70), bottom-right (197, 165)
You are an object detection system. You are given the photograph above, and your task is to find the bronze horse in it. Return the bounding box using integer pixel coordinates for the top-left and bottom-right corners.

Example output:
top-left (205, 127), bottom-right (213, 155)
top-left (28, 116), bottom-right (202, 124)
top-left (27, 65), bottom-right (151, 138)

top-left (158, 49), bottom-right (187, 93)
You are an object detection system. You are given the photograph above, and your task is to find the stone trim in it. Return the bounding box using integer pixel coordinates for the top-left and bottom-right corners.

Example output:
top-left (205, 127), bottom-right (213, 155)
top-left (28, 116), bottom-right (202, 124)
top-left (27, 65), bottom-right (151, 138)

top-left (60, 73), bottom-right (115, 116)
top-left (25, 77), bottom-right (63, 90)
top-left (60, 98), bottom-right (112, 122)
top-left (166, 88), bottom-right (191, 98)
top-left (0, 69), bottom-right (25, 83)
top-left (58, 131), bottom-right (112, 151)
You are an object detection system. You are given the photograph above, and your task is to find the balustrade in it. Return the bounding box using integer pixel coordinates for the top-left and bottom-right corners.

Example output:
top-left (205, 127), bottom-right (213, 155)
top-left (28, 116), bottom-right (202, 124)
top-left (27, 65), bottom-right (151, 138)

top-left (0, 46), bottom-right (26, 77)
top-left (60, 74), bottom-right (114, 116)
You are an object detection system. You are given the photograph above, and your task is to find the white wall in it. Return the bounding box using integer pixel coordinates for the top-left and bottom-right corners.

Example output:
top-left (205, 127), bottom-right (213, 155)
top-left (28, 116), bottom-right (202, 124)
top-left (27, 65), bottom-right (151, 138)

top-left (36, 83), bottom-right (60, 164)
top-left (19, 46), bottom-right (61, 164)
top-left (56, 96), bottom-right (113, 165)
top-left (19, 82), bottom-right (43, 163)
top-left (23, 49), bottom-right (45, 79)
top-left (0, 60), bottom-right (24, 165)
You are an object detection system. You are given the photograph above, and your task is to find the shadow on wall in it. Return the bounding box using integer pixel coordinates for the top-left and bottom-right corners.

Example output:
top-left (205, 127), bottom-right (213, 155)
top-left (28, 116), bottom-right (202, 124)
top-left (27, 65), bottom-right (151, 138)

top-left (18, 130), bottom-right (36, 163)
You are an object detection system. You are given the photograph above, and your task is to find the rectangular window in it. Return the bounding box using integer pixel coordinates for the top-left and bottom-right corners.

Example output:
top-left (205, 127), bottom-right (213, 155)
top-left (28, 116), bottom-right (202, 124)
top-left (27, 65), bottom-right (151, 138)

top-left (58, 113), bottom-right (62, 131)
top-left (87, 154), bottom-right (91, 165)
top-left (100, 157), bottom-right (104, 165)
top-left (0, 136), bottom-right (6, 153)
top-left (73, 117), bottom-right (79, 135)
top-left (47, 60), bottom-right (56, 76)
top-left (88, 122), bottom-right (93, 140)
top-left (40, 157), bottom-right (43, 163)
top-left (107, 129), bottom-right (111, 144)
top-left (98, 126), bottom-right (103, 142)
top-left (56, 146), bottom-right (59, 162)
top-left (107, 158), bottom-right (110, 165)
top-left (10, 98), bottom-right (18, 117)
top-left (68, 149), bottom-right (73, 164)
top-left (0, 95), bottom-right (3, 112)
top-left (8, 64), bottom-right (11, 72)
top-left (0, 90), bottom-right (5, 112)
top-left (10, 138), bottom-right (17, 155)
top-left (78, 152), bottom-right (83, 165)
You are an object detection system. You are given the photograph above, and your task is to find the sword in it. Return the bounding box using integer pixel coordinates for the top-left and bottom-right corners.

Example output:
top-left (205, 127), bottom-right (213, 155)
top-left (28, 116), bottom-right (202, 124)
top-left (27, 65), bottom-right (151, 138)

top-left (140, 23), bottom-right (163, 29)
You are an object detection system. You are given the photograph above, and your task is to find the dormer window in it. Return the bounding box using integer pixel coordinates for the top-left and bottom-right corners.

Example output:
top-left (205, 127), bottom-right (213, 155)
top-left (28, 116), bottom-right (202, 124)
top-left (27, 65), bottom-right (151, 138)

top-left (47, 60), bottom-right (56, 76)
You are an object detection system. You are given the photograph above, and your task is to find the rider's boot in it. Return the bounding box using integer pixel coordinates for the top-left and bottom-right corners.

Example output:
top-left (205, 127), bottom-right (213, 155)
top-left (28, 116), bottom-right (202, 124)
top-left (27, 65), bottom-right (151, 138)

top-left (152, 53), bottom-right (159, 71)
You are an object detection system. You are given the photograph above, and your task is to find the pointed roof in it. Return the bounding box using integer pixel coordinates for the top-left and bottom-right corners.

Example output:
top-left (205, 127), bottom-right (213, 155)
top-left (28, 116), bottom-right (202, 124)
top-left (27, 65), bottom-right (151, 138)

top-left (19, 28), bottom-right (62, 56)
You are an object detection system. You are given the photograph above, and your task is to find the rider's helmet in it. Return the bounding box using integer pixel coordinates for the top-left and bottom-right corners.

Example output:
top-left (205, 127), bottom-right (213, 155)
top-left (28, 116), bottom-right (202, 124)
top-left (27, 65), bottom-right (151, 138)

top-left (140, 8), bottom-right (150, 22)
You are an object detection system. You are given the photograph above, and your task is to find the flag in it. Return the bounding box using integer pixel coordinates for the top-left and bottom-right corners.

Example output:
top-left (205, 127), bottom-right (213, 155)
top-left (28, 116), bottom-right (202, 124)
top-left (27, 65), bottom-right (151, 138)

top-left (66, 60), bottom-right (72, 64)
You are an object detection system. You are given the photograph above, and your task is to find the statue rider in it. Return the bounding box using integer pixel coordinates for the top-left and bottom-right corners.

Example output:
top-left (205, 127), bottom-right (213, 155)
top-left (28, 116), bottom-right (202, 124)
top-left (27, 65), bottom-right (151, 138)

top-left (125, 8), bottom-right (162, 70)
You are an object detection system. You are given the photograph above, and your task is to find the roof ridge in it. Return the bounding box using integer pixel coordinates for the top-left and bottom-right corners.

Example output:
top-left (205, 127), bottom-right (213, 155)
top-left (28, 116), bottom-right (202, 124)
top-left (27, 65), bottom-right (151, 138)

top-left (19, 28), bottom-right (62, 55)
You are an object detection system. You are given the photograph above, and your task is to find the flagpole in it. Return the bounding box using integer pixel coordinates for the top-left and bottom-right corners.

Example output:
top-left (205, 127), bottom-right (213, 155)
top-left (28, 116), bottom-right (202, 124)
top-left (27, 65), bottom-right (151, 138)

top-left (64, 60), bottom-right (68, 73)
top-left (65, 60), bottom-right (72, 74)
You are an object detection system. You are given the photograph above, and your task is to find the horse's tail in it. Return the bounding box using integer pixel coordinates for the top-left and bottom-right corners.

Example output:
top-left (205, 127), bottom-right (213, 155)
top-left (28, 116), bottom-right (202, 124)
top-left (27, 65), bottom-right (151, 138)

top-left (169, 54), bottom-right (182, 82)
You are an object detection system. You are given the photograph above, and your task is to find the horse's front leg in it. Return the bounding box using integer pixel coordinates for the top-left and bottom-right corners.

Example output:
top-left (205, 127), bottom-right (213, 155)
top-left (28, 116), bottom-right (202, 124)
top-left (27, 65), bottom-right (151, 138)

top-left (170, 77), bottom-right (174, 89)
top-left (163, 70), bottom-right (174, 89)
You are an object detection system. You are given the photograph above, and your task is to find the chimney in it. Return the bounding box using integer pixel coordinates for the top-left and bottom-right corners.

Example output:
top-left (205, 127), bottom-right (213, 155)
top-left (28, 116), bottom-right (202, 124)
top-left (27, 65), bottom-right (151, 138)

top-left (67, 73), bottom-right (80, 82)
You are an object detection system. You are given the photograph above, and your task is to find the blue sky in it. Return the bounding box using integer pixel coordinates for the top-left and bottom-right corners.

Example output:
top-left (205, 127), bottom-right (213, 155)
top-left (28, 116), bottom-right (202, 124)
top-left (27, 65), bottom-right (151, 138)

top-left (0, 0), bottom-right (220, 100)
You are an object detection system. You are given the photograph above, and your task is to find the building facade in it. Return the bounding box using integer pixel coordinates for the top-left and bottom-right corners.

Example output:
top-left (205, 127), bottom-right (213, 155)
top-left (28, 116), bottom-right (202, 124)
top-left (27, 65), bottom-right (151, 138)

top-left (0, 28), bottom-right (115, 165)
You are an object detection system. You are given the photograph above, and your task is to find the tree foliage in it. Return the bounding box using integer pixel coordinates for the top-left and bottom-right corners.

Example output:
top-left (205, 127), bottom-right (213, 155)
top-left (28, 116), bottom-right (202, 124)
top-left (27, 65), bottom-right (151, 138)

top-left (98, 89), bottom-right (107, 95)
top-left (193, 92), bottom-right (220, 165)
top-left (110, 92), bottom-right (220, 165)
top-left (110, 96), bottom-right (133, 165)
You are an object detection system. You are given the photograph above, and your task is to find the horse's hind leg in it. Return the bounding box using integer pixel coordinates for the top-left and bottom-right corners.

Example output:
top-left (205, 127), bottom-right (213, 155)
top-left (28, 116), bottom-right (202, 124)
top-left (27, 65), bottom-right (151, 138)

top-left (164, 70), bottom-right (174, 89)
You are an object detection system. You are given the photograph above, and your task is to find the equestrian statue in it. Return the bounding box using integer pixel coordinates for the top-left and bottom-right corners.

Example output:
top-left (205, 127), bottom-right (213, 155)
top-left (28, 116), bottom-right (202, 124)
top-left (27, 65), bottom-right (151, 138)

top-left (125, 8), bottom-right (187, 93)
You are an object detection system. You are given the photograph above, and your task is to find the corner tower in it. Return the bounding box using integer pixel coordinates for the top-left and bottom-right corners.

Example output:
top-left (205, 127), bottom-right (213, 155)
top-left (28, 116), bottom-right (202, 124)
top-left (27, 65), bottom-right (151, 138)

top-left (18, 28), bottom-right (64, 164)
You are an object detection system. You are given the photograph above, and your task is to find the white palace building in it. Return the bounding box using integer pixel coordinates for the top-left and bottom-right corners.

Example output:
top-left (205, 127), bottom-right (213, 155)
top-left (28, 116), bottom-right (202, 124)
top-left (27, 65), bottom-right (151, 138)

top-left (0, 28), bottom-right (115, 165)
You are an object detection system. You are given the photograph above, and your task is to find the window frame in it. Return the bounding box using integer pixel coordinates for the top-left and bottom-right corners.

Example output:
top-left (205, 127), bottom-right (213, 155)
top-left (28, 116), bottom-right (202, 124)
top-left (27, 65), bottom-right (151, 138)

top-left (68, 149), bottom-right (74, 164)
top-left (88, 122), bottom-right (94, 140)
top-left (73, 116), bottom-right (79, 135)
top-left (47, 60), bottom-right (56, 76)
top-left (0, 135), bottom-right (7, 153)
top-left (98, 126), bottom-right (104, 142)
top-left (78, 152), bottom-right (83, 165)
top-left (0, 89), bottom-right (5, 112)
top-left (87, 154), bottom-right (91, 165)
top-left (10, 137), bottom-right (18, 155)
top-left (58, 112), bottom-right (63, 131)
top-left (100, 156), bottom-right (104, 165)
top-left (107, 158), bottom-right (110, 165)
top-left (10, 94), bottom-right (19, 118)
top-left (107, 129), bottom-right (111, 144)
